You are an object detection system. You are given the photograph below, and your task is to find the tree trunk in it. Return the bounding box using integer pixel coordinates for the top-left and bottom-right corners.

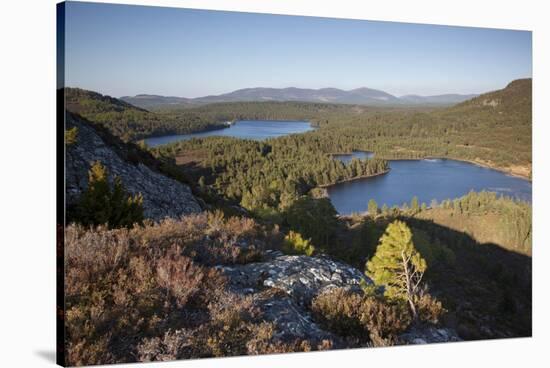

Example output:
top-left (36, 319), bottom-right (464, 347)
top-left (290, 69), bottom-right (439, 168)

top-left (402, 251), bottom-right (418, 318)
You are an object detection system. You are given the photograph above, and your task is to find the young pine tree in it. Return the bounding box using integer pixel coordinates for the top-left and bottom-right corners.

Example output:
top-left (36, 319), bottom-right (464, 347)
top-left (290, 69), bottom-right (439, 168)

top-left (77, 161), bottom-right (144, 228)
top-left (367, 199), bottom-right (378, 216)
top-left (366, 220), bottom-right (427, 318)
top-left (283, 231), bottom-right (315, 256)
top-left (411, 196), bottom-right (420, 214)
top-left (65, 127), bottom-right (78, 146)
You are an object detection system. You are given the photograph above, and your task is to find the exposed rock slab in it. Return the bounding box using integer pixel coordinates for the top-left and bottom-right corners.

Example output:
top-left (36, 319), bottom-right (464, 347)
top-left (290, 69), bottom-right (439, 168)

top-left (65, 114), bottom-right (202, 221)
top-left (217, 251), bottom-right (373, 345)
top-left (221, 251), bottom-right (373, 306)
top-left (254, 292), bottom-right (338, 345)
top-left (399, 326), bottom-right (462, 344)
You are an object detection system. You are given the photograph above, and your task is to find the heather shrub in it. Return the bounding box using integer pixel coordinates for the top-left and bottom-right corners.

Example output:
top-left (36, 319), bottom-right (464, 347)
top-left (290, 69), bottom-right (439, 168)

top-left (312, 288), bottom-right (412, 346)
top-left (135, 291), bottom-right (267, 361)
top-left (156, 246), bottom-right (205, 307)
top-left (311, 288), bottom-right (365, 338)
top-left (247, 335), bottom-right (333, 355)
top-left (135, 285), bottom-right (334, 362)
top-left (357, 295), bottom-right (412, 345)
top-left (64, 213), bottom-right (345, 366)
top-left (64, 225), bottom-right (131, 295)
top-left (133, 217), bottom-right (204, 250)
top-left (188, 293), bottom-right (265, 357)
top-left (205, 313), bottom-right (267, 357)
top-left (190, 291), bottom-right (323, 357)
top-left (63, 213), bottom-right (275, 366)
top-left (137, 329), bottom-right (193, 362)
top-left (130, 214), bottom-right (265, 266)
top-left (245, 323), bottom-right (315, 355)
top-left (66, 334), bottom-right (112, 367)
top-left (415, 290), bottom-right (445, 324)
top-left (206, 210), bottom-right (226, 235)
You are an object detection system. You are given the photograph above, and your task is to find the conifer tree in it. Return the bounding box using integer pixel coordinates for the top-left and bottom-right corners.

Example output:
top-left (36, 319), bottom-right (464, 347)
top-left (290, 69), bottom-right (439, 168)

top-left (65, 127), bottom-right (78, 146)
top-left (411, 196), bottom-right (420, 213)
top-left (282, 231), bottom-right (315, 256)
top-left (366, 220), bottom-right (427, 317)
top-left (368, 199), bottom-right (378, 216)
top-left (78, 160), bottom-right (112, 225)
top-left (77, 161), bottom-right (144, 228)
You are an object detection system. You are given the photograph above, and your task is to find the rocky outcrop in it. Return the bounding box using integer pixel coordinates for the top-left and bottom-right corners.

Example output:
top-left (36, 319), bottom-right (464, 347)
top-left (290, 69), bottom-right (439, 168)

top-left (217, 251), bottom-right (372, 345)
top-left (218, 250), bottom-right (461, 346)
top-left (399, 326), bottom-right (461, 344)
top-left (221, 250), bottom-right (372, 306)
top-left (65, 113), bottom-right (202, 221)
top-left (253, 290), bottom-right (339, 345)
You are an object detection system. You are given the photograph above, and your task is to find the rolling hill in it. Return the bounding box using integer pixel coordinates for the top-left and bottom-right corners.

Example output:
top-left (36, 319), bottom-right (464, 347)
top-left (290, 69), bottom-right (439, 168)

top-left (64, 88), bottom-right (226, 141)
top-left (121, 86), bottom-right (477, 110)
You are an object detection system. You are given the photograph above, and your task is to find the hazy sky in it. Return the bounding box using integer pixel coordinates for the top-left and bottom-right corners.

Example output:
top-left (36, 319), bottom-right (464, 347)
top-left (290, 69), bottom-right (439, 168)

top-left (63, 2), bottom-right (532, 98)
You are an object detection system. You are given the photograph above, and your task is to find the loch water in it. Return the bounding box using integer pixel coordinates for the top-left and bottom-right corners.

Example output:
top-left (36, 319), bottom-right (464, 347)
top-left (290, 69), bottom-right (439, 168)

top-left (144, 120), bottom-right (314, 147)
top-left (327, 154), bottom-right (531, 215)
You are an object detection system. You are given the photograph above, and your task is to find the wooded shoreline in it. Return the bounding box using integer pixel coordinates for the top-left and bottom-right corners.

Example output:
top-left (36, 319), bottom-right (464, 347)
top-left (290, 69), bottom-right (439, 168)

top-left (318, 169), bottom-right (391, 188)
top-left (328, 151), bottom-right (530, 181)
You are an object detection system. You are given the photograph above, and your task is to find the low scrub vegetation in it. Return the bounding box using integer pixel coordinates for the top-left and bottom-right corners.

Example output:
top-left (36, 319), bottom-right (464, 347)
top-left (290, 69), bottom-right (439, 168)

top-left (64, 213), bottom-right (274, 366)
top-left (311, 288), bottom-right (413, 346)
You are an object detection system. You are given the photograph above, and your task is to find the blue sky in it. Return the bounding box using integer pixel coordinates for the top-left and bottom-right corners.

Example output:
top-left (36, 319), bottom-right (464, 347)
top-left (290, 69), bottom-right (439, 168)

top-left (63, 1), bottom-right (532, 98)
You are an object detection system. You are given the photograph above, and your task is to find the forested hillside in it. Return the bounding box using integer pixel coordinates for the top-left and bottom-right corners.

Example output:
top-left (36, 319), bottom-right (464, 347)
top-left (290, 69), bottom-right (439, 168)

top-left (178, 79), bottom-right (532, 178)
top-left (153, 135), bottom-right (389, 219)
top-left (64, 88), bottom-right (225, 141)
top-left (65, 79), bottom-right (531, 179)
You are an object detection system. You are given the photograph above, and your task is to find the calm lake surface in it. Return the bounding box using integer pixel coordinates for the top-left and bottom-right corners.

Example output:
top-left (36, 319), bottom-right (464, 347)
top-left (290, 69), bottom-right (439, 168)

top-left (328, 153), bottom-right (532, 215)
top-left (331, 151), bottom-right (374, 163)
top-left (144, 120), bottom-right (314, 147)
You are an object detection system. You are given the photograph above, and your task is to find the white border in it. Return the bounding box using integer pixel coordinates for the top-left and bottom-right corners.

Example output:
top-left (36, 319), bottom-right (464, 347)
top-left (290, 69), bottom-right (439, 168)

top-left (1, 1), bottom-right (548, 367)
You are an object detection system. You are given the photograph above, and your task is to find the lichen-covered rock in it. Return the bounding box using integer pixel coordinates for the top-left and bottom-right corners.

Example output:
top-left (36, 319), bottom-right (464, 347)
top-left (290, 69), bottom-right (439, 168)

top-left (399, 326), bottom-right (462, 344)
top-left (254, 290), bottom-right (339, 345)
top-left (220, 251), bottom-right (373, 306)
top-left (65, 113), bottom-right (202, 221)
top-left (216, 251), bottom-right (373, 345)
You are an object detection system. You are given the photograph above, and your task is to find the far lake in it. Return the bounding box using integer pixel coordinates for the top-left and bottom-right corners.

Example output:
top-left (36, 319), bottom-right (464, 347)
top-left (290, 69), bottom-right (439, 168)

top-left (144, 120), bottom-right (314, 147)
top-left (331, 151), bottom-right (374, 163)
top-left (328, 154), bottom-right (532, 215)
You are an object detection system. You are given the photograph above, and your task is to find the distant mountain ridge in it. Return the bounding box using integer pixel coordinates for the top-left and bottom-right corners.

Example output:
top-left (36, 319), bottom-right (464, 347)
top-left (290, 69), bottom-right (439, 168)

top-left (121, 87), bottom-right (478, 109)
